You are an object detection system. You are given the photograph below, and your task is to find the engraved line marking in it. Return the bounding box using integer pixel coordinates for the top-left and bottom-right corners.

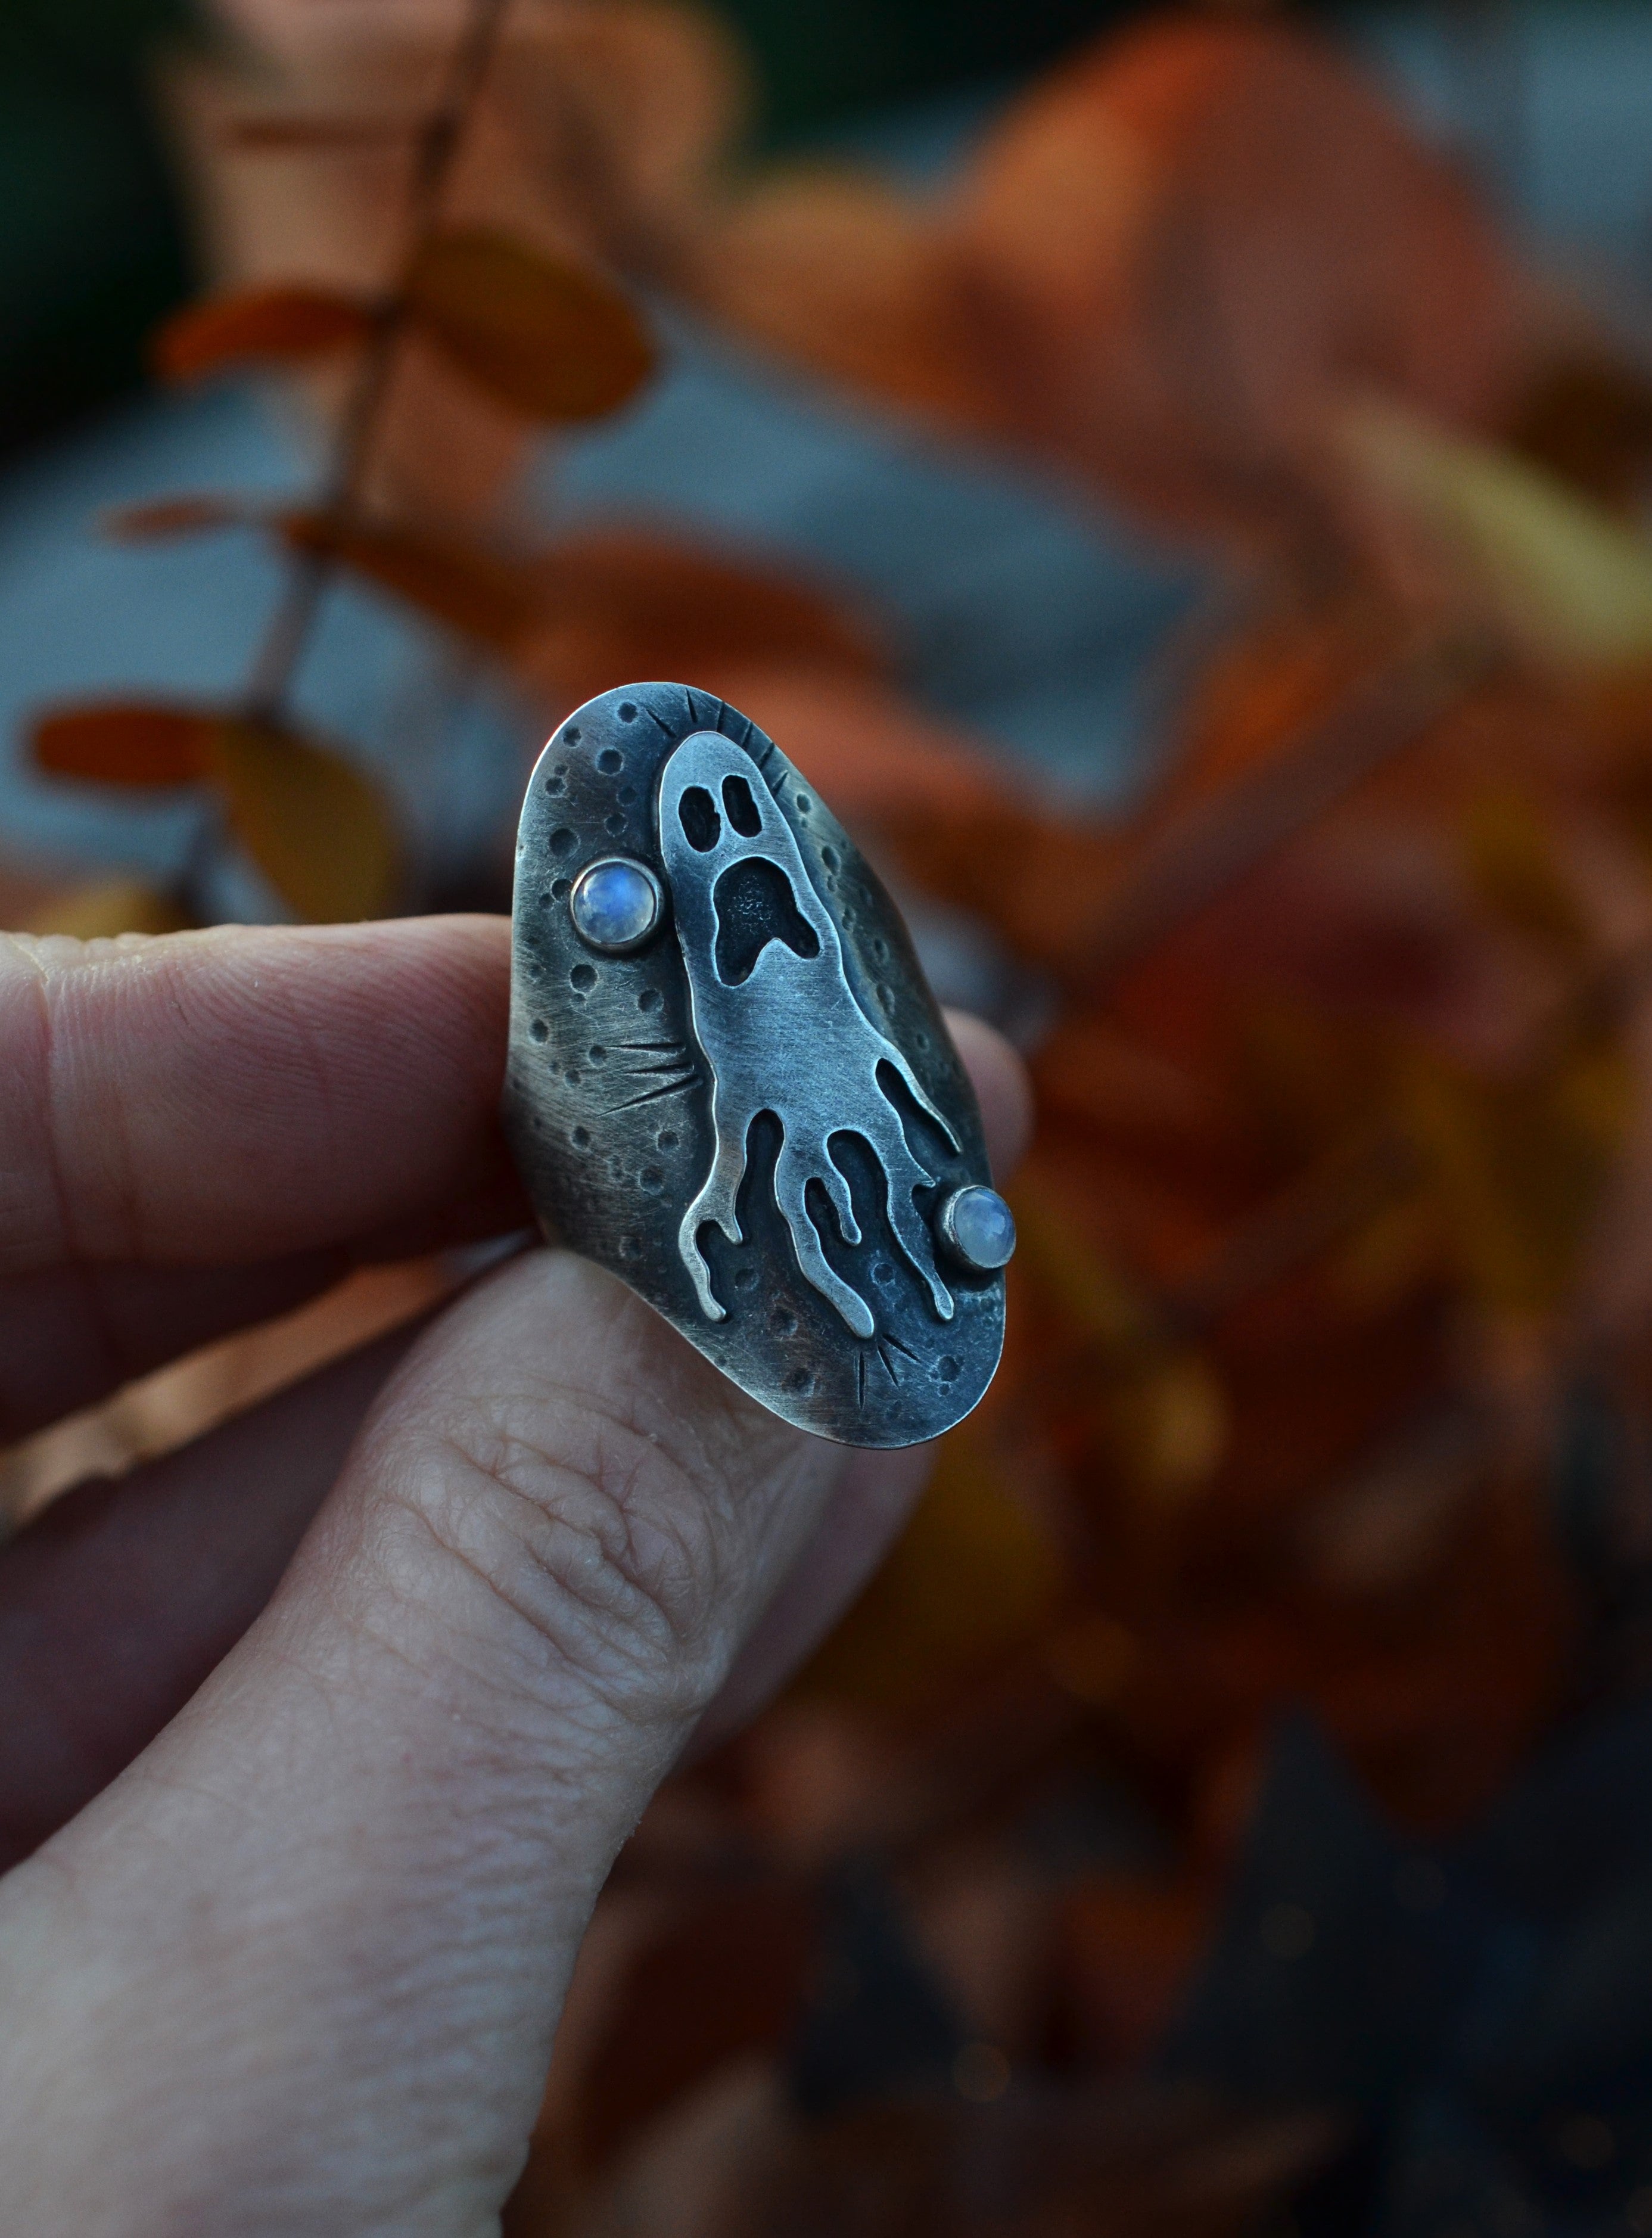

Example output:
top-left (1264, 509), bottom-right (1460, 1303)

top-left (872, 1335), bottom-right (920, 1387)
top-left (617, 1074), bottom-right (698, 1109)
top-left (856, 1349), bottom-right (866, 1410)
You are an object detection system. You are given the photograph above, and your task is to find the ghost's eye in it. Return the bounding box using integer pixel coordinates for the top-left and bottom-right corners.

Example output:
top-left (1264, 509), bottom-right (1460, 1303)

top-left (721, 775), bottom-right (763, 836)
top-left (679, 787), bottom-right (720, 850)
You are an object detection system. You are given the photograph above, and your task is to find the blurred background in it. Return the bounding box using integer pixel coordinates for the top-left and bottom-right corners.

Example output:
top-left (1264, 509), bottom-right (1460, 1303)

top-left (15, 3), bottom-right (1652, 2234)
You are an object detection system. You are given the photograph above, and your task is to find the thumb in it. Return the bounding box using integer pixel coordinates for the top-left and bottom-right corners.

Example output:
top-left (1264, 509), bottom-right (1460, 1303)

top-left (0, 1248), bottom-right (855, 2233)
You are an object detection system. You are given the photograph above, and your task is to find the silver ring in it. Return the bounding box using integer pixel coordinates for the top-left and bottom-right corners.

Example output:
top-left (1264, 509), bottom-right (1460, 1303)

top-left (503, 684), bottom-right (1012, 1449)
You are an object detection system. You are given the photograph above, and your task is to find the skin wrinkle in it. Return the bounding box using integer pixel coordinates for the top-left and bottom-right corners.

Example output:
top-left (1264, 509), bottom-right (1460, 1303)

top-left (262, 952), bottom-right (346, 1212)
top-left (347, 1543), bottom-right (660, 1780)
top-left (207, 1636), bottom-right (358, 1785)
top-left (7, 1905), bottom-right (492, 2238)
top-left (64, 954), bottom-right (155, 1268)
top-left (0, 928), bottom-right (1030, 2233)
top-left (151, 935), bottom-right (440, 1261)
top-left (21, 1647), bottom-right (599, 2220)
top-left (406, 1434), bottom-right (722, 1719)
top-left (376, 1317), bottom-right (795, 1702)
top-left (52, 1863), bottom-right (491, 2138)
top-left (288, 1489), bottom-right (649, 1789)
top-left (0, 919), bottom-right (521, 1441)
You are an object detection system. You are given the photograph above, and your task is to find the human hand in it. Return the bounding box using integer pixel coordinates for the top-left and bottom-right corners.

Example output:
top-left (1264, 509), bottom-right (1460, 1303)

top-left (0, 916), bottom-right (1029, 2234)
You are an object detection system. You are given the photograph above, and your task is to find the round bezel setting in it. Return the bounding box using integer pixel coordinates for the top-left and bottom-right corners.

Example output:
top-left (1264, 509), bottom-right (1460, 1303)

top-left (568, 856), bottom-right (665, 955)
top-left (935, 1183), bottom-right (1017, 1273)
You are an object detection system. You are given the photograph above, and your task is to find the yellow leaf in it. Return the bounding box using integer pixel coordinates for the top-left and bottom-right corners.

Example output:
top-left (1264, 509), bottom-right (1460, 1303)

top-left (204, 722), bottom-right (399, 922)
top-left (404, 228), bottom-right (655, 422)
top-left (1104, 1351), bottom-right (1229, 1510)
top-left (797, 1432), bottom-right (1063, 1708)
top-left (23, 879), bottom-right (192, 938)
top-left (1341, 399), bottom-right (1652, 672)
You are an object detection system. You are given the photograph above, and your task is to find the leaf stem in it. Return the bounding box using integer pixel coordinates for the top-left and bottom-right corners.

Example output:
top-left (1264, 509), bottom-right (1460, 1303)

top-left (240, 0), bottom-right (514, 728)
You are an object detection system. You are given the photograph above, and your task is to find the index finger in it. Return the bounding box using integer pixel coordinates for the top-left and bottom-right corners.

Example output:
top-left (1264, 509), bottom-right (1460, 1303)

top-left (0, 916), bottom-right (517, 1275)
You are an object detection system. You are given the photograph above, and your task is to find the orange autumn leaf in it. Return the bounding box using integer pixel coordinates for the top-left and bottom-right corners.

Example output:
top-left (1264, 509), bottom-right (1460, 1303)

top-left (32, 703), bottom-right (213, 786)
top-left (692, 170), bottom-right (990, 428)
top-left (153, 285), bottom-right (375, 382)
top-left (102, 495), bottom-right (251, 542)
top-left (515, 529), bottom-right (889, 705)
top-left (404, 228), bottom-right (654, 423)
top-left (279, 509), bottom-right (540, 651)
top-left (203, 720), bottom-right (399, 923)
top-left (950, 18), bottom-right (1526, 541)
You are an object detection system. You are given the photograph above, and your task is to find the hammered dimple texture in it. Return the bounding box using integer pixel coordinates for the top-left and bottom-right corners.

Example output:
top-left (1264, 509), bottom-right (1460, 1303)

top-left (503, 682), bottom-right (1006, 1448)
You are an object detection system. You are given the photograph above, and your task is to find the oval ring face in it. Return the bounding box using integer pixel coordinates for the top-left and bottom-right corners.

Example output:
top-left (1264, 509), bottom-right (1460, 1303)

top-left (503, 682), bottom-right (1008, 1448)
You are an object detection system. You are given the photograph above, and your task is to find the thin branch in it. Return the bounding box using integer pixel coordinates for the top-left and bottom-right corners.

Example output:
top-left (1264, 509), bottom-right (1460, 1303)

top-left (242, 0), bottom-right (514, 725)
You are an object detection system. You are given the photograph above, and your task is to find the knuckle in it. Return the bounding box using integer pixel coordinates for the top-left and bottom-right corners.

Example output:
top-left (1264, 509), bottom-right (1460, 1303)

top-left (381, 1387), bottom-right (736, 1728)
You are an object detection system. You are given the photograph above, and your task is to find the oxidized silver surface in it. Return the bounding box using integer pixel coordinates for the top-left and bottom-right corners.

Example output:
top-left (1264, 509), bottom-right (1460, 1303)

top-left (503, 682), bottom-right (1009, 1447)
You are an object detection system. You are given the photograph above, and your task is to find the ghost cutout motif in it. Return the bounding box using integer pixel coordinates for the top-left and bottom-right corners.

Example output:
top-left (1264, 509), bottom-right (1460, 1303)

top-left (659, 729), bottom-right (958, 1339)
top-left (503, 682), bottom-right (1007, 1450)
